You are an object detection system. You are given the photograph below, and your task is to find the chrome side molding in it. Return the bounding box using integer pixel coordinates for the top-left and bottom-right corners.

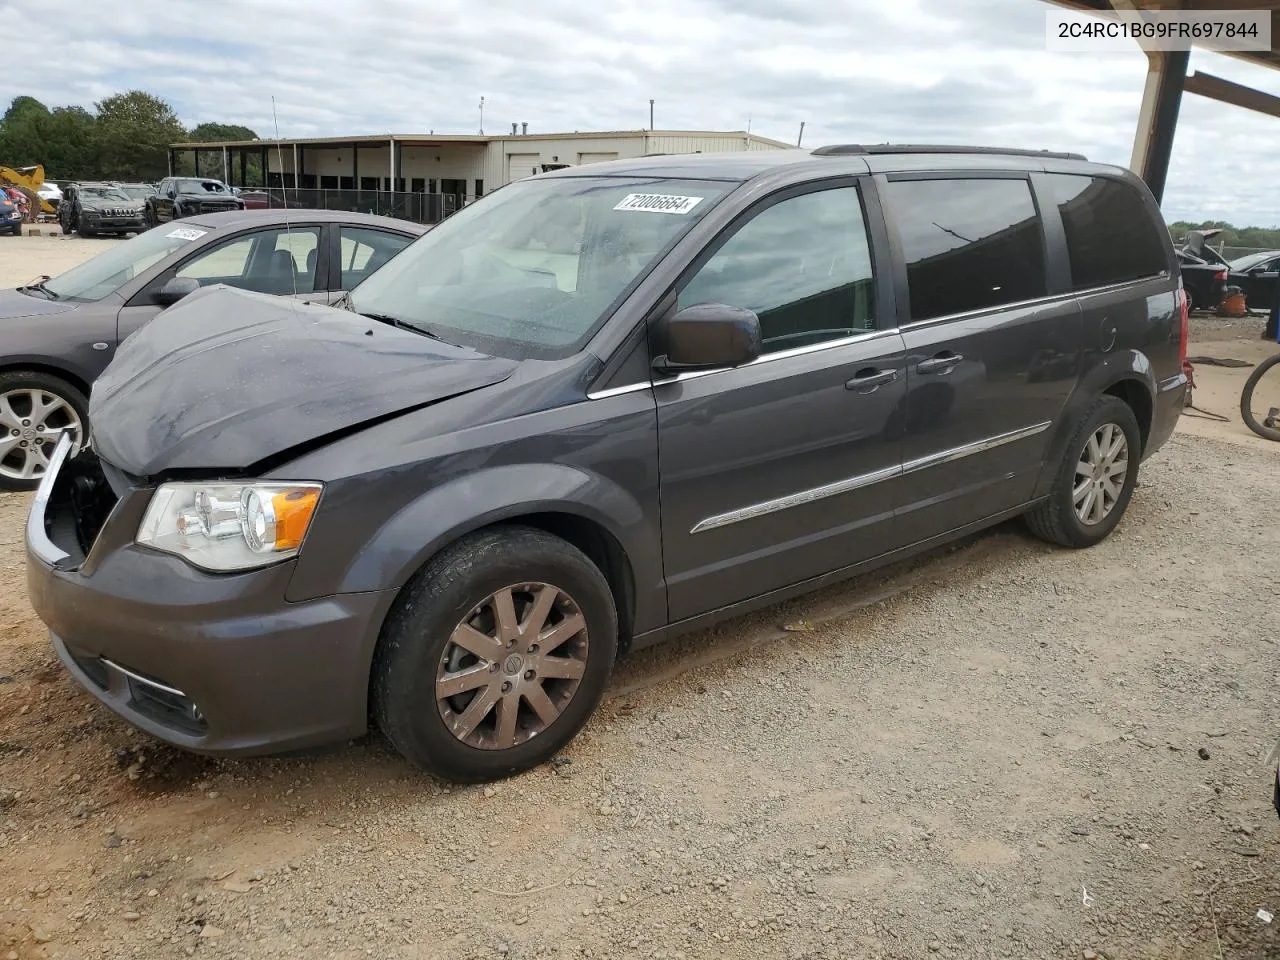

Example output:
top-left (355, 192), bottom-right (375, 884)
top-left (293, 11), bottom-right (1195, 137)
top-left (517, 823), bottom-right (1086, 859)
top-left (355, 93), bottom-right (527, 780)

top-left (690, 421), bottom-right (1052, 534)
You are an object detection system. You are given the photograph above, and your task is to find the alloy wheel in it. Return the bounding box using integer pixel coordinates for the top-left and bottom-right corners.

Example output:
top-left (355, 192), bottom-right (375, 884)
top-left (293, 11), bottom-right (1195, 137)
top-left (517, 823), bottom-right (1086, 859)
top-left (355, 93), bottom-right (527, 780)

top-left (1073, 422), bottom-right (1128, 526)
top-left (435, 582), bottom-right (589, 751)
top-left (0, 388), bottom-right (83, 482)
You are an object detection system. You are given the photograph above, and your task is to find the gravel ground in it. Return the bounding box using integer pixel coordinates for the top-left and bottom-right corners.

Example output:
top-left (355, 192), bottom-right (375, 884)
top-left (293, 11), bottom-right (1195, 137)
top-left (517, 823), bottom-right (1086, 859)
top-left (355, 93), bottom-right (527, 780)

top-left (0, 239), bottom-right (1278, 960)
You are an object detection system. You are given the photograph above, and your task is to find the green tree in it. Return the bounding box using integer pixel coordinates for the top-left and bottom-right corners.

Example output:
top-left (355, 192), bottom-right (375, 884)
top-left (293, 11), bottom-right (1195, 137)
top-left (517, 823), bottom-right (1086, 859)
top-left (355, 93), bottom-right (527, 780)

top-left (187, 122), bottom-right (258, 143)
top-left (178, 122), bottom-right (261, 181)
top-left (0, 96), bottom-right (52, 169)
top-left (94, 90), bottom-right (185, 181)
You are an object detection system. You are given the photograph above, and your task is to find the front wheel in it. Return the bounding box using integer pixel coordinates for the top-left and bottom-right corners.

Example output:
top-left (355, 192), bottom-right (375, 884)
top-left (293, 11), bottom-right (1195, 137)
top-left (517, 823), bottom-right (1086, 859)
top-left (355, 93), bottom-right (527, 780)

top-left (1024, 395), bottom-right (1141, 548)
top-left (1241, 352), bottom-right (1280, 442)
top-left (373, 526), bottom-right (618, 782)
top-left (0, 371), bottom-right (89, 492)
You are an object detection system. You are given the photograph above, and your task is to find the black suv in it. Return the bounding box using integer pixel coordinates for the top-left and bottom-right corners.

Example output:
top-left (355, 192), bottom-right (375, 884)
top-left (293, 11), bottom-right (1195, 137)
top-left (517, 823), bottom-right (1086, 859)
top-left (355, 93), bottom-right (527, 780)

top-left (27, 145), bottom-right (1189, 783)
top-left (145, 176), bottom-right (244, 226)
top-left (59, 182), bottom-right (148, 236)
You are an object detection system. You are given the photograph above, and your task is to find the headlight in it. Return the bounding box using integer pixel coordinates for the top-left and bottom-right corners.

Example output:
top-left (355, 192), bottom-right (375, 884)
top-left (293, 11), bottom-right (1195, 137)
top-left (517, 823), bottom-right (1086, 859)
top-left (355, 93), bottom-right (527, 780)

top-left (136, 482), bottom-right (322, 572)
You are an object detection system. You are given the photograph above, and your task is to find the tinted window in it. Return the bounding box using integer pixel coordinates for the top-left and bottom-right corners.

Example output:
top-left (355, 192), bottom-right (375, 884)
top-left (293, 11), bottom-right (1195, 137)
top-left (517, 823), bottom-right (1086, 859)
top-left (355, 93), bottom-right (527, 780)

top-left (887, 178), bottom-right (1046, 322)
top-left (176, 226), bottom-right (321, 295)
top-left (1047, 174), bottom-right (1168, 290)
top-left (339, 227), bottom-right (413, 289)
top-left (680, 186), bottom-right (875, 353)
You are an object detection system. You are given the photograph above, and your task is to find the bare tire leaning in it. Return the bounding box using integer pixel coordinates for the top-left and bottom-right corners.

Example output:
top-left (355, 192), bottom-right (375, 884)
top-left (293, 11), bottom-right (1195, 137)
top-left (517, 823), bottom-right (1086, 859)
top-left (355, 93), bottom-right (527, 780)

top-left (1024, 395), bottom-right (1141, 548)
top-left (372, 525), bottom-right (618, 783)
top-left (0, 370), bottom-right (89, 492)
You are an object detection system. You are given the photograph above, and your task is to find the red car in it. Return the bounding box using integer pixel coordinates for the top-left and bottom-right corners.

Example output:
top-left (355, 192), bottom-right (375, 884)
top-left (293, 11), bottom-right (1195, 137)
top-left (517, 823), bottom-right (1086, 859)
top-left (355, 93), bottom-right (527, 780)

top-left (232, 188), bottom-right (271, 210)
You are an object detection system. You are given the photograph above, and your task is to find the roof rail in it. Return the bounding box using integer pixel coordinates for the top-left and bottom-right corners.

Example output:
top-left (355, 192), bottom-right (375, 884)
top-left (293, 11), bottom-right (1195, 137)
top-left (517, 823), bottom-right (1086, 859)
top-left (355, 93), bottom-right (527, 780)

top-left (811, 144), bottom-right (1088, 161)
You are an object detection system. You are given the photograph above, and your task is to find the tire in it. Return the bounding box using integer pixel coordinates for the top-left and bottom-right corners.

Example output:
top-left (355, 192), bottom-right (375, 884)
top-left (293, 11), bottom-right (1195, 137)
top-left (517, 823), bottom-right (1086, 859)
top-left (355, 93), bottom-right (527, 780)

top-left (143, 207), bottom-right (155, 230)
top-left (1024, 395), bottom-right (1142, 549)
top-left (76, 213), bottom-right (93, 238)
top-left (0, 370), bottom-right (89, 492)
top-left (372, 525), bottom-right (618, 783)
top-left (1241, 353), bottom-right (1280, 442)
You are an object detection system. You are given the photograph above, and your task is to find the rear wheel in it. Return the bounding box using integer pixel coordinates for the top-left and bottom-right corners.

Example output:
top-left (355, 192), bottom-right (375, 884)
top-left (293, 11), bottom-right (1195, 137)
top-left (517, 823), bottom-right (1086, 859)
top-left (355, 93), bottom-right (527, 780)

top-left (372, 526), bottom-right (617, 782)
top-left (1024, 395), bottom-right (1141, 548)
top-left (0, 371), bottom-right (88, 492)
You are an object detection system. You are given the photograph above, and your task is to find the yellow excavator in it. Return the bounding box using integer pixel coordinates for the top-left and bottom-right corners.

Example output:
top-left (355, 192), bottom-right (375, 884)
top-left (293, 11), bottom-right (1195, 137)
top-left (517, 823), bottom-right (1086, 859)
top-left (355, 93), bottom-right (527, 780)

top-left (0, 163), bottom-right (56, 219)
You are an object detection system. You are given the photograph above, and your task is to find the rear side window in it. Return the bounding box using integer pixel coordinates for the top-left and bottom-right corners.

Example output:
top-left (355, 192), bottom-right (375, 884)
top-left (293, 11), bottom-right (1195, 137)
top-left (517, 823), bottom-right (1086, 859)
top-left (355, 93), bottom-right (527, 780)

top-left (1047, 174), bottom-right (1169, 290)
top-left (886, 178), bottom-right (1046, 322)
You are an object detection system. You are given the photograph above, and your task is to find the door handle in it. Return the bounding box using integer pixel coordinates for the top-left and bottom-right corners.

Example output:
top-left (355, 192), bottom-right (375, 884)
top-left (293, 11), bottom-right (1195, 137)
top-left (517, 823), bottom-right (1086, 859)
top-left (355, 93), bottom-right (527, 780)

top-left (916, 352), bottom-right (963, 375)
top-left (846, 368), bottom-right (898, 392)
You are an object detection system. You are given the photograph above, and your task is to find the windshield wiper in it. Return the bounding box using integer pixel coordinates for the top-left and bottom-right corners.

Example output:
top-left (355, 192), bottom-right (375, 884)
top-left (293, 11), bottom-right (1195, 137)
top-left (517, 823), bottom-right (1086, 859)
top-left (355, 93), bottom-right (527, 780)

top-left (357, 310), bottom-right (457, 347)
top-left (18, 276), bottom-right (58, 300)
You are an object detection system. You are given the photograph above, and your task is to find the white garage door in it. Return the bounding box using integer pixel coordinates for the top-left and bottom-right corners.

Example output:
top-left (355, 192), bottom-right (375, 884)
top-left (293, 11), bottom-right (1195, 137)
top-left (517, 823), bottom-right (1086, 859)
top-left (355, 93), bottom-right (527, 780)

top-left (506, 153), bottom-right (541, 181)
top-left (578, 152), bottom-right (619, 165)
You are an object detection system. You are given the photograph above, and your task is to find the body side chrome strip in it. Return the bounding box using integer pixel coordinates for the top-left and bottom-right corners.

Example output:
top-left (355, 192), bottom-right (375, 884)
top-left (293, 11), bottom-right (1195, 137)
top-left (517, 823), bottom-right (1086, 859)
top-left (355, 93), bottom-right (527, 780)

top-left (689, 420), bottom-right (1053, 535)
top-left (897, 274), bottom-right (1171, 333)
top-left (26, 432), bottom-right (72, 566)
top-left (900, 421), bottom-right (1052, 476)
top-left (586, 382), bottom-right (653, 401)
top-left (101, 658), bottom-right (188, 698)
top-left (690, 464), bottom-right (901, 534)
top-left (588, 327), bottom-right (904, 398)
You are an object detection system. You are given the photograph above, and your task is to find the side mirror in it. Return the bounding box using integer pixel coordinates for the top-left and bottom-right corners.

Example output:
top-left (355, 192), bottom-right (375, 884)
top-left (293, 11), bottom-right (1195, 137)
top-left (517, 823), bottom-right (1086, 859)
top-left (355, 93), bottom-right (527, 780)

top-left (653, 303), bottom-right (761, 375)
top-left (155, 276), bottom-right (201, 306)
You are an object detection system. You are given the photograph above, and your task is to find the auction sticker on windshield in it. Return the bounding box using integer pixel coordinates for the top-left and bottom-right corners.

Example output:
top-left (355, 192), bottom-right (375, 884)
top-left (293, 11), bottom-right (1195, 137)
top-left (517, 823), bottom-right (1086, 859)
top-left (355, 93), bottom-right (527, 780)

top-left (613, 194), bottom-right (704, 215)
top-left (165, 227), bottom-right (208, 241)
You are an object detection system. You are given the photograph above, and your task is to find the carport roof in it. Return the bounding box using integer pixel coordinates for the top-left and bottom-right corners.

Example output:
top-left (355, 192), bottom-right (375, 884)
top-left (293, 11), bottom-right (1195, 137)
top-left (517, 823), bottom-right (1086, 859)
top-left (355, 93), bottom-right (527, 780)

top-left (172, 130), bottom-right (790, 150)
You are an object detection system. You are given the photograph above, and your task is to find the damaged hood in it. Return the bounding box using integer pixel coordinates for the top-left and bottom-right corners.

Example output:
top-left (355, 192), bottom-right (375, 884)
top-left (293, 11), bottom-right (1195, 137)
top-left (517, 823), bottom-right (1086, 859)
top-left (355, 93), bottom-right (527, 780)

top-left (89, 286), bottom-right (518, 476)
top-left (0, 287), bottom-right (81, 319)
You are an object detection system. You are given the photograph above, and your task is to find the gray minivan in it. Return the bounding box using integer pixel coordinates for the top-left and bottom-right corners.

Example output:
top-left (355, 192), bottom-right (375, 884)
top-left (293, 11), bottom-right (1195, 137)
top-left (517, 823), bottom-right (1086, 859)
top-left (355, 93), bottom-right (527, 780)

top-left (27, 145), bottom-right (1189, 782)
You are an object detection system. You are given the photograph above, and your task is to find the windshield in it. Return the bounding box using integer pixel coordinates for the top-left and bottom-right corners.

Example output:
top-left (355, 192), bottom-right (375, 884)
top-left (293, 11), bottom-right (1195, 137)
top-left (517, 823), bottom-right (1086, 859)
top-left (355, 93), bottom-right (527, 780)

top-left (1228, 251), bottom-right (1274, 271)
top-left (42, 225), bottom-right (212, 301)
top-left (81, 186), bottom-right (131, 201)
top-left (179, 179), bottom-right (229, 195)
top-left (349, 175), bottom-right (729, 359)
top-left (117, 185), bottom-right (153, 201)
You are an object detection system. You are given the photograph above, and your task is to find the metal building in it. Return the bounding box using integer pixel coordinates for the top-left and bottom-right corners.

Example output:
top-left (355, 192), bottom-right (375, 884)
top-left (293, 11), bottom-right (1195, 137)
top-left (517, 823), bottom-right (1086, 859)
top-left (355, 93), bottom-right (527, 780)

top-left (168, 128), bottom-right (790, 223)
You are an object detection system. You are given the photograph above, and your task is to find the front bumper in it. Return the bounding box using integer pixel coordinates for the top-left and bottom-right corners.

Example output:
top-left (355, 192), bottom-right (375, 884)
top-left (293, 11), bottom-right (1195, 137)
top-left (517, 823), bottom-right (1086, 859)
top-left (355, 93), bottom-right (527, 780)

top-left (25, 440), bottom-right (397, 756)
top-left (83, 215), bottom-right (146, 231)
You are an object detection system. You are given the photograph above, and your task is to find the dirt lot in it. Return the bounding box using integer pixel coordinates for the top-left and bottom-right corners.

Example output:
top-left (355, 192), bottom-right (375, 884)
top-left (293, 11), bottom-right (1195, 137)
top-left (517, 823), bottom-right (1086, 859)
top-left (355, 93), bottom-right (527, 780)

top-left (1, 237), bottom-right (1279, 960)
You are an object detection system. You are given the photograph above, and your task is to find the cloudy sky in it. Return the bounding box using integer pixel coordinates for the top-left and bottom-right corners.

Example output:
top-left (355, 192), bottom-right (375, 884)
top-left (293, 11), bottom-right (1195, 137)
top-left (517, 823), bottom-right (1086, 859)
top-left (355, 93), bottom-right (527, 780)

top-left (10, 0), bottom-right (1280, 224)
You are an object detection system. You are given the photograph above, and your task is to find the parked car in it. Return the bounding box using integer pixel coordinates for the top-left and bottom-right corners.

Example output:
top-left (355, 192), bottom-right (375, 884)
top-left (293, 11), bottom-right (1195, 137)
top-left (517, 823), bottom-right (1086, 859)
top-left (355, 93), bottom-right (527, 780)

top-left (36, 181), bottom-right (62, 210)
top-left (235, 189), bottom-right (271, 210)
top-left (113, 182), bottom-right (157, 203)
top-left (59, 182), bottom-right (148, 236)
top-left (1176, 249), bottom-right (1226, 312)
top-left (145, 177), bottom-right (244, 226)
top-left (1228, 249), bottom-right (1280, 317)
top-left (0, 210), bottom-right (423, 489)
top-left (25, 145), bottom-right (1189, 783)
top-left (3, 186), bottom-right (30, 222)
top-left (0, 193), bottom-right (21, 235)
top-left (1175, 229), bottom-right (1232, 311)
